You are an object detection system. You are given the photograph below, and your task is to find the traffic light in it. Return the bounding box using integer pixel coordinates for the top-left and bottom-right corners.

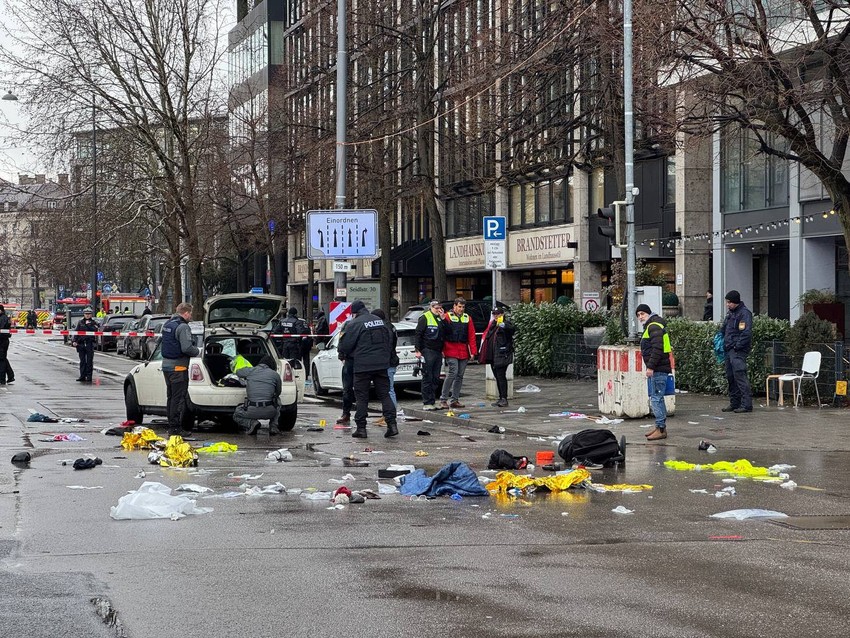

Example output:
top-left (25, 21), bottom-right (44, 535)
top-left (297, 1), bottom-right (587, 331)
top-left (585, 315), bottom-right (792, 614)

top-left (597, 200), bottom-right (627, 247)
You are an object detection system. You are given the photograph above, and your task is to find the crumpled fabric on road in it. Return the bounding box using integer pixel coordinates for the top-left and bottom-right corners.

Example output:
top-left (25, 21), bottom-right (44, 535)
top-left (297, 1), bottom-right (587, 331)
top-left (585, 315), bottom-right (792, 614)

top-left (121, 428), bottom-right (163, 451)
top-left (664, 459), bottom-right (774, 477)
top-left (588, 482), bottom-right (653, 493)
top-left (196, 442), bottom-right (238, 453)
top-left (159, 435), bottom-right (198, 467)
top-left (486, 468), bottom-right (591, 493)
top-left (399, 462), bottom-right (490, 497)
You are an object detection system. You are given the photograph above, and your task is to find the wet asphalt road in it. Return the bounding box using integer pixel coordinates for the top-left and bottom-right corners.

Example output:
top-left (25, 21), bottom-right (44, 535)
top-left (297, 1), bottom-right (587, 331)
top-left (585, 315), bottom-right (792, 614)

top-left (1, 337), bottom-right (849, 638)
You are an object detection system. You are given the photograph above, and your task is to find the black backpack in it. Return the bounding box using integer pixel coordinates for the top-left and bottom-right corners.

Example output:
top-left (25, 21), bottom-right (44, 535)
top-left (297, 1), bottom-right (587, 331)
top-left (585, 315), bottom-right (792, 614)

top-left (558, 429), bottom-right (625, 467)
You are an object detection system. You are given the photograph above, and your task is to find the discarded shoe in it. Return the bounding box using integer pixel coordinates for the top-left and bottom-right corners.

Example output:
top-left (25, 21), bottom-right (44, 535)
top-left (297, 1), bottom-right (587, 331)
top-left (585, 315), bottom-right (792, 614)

top-left (336, 414), bottom-right (351, 425)
top-left (721, 405), bottom-right (737, 412)
top-left (733, 407), bottom-right (753, 413)
top-left (572, 459), bottom-right (603, 470)
top-left (352, 426), bottom-right (368, 438)
top-left (646, 429), bottom-right (668, 440)
top-left (384, 422), bottom-right (399, 438)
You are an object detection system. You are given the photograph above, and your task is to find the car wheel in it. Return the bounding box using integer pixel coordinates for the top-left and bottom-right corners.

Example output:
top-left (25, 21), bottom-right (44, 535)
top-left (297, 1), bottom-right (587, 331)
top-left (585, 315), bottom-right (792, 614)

top-left (312, 365), bottom-right (328, 396)
top-left (124, 383), bottom-right (144, 424)
top-left (277, 403), bottom-right (297, 431)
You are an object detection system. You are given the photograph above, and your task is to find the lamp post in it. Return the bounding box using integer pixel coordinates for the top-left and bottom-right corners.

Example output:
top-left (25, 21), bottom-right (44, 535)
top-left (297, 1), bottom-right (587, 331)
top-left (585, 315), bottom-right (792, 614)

top-left (90, 96), bottom-right (99, 313)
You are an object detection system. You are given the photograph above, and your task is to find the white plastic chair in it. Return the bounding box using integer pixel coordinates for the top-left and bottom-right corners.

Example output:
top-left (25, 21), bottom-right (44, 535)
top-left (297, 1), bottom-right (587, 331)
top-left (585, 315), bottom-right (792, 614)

top-left (779, 351), bottom-right (822, 408)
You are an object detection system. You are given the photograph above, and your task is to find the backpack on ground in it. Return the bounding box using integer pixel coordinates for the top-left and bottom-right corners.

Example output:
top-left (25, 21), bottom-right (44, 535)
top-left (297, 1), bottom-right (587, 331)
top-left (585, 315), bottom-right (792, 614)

top-left (558, 428), bottom-right (625, 467)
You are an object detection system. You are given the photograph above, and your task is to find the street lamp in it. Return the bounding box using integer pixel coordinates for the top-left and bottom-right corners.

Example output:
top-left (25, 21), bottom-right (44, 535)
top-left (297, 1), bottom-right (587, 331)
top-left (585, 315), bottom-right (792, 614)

top-left (90, 95), bottom-right (99, 313)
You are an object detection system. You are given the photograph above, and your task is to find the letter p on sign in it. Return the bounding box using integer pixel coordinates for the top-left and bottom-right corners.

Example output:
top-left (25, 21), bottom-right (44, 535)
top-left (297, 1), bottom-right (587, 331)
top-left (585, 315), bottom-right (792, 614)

top-left (483, 216), bottom-right (506, 241)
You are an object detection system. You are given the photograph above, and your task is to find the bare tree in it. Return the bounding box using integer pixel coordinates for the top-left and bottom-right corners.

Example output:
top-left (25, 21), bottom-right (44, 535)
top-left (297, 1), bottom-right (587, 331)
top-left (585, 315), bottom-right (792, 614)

top-left (0, 0), bottom-right (230, 317)
top-left (654, 0), bottom-right (850, 247)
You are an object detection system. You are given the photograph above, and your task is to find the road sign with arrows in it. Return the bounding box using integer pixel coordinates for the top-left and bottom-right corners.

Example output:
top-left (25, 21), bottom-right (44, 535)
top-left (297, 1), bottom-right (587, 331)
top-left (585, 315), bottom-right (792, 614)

top-left (307, 209), bottom-right (378, 259)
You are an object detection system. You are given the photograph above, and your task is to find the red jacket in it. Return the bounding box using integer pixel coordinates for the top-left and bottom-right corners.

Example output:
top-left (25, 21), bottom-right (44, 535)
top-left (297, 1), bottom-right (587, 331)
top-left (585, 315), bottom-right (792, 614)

top-left (442, 312), bottom-right (478, 359)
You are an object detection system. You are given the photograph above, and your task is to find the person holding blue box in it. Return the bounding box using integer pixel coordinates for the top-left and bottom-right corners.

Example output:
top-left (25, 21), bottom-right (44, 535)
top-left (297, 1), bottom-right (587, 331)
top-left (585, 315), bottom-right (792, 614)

top-left (636, 304), bottom-right (672, 441)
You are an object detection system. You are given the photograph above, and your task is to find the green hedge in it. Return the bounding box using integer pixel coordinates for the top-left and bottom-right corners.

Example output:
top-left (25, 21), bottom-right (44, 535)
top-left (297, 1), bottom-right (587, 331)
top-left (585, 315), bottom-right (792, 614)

top-left (511, 303), bottom-right (608, 376)
top-left (665, 315), bottom-right (789, 394)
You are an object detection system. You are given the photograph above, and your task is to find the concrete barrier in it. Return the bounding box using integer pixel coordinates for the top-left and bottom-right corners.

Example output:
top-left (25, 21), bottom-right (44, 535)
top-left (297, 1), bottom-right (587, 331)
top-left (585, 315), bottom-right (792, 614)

top-left (485, 363), bottom-right (514, 400)
top-left (597, 345), bottom-right (676, 418)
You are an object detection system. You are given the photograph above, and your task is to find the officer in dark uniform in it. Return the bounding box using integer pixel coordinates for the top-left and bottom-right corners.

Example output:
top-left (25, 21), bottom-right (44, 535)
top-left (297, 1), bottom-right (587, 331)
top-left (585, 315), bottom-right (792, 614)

top-left (273, 308), bottom-right (309, 362)
top-left (233, 355), bottom-right (283, 435)
top-left (338, 300), bottom-right (398, 439)
top-left (72, 307), bottom-right (99, 383)
top-left (161, 302), bottom-right (200, 436)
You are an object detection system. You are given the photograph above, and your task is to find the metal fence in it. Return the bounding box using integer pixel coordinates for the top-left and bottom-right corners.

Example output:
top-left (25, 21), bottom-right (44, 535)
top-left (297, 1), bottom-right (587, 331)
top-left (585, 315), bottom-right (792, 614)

top-left (767, 340), bottom-right (847, 403)
top-left (551, 333), bottom-right (601, 379)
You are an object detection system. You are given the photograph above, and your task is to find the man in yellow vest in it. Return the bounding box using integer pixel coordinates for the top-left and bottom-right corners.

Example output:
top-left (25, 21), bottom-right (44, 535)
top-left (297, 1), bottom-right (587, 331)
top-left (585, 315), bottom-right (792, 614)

top-left (636, 304), bottom-right (672, 441)
top-left (230, 339), bottom-right (254, 373)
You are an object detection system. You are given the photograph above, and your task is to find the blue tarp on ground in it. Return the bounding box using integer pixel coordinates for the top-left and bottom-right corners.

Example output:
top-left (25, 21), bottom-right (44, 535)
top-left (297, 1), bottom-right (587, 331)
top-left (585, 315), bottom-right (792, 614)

top-left (399, 461), bottom-right (489, 497)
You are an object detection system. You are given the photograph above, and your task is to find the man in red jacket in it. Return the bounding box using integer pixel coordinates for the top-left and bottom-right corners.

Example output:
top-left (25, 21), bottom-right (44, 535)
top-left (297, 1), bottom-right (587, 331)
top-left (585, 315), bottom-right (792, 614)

top-left (439, 298), bottom-right (478, 409)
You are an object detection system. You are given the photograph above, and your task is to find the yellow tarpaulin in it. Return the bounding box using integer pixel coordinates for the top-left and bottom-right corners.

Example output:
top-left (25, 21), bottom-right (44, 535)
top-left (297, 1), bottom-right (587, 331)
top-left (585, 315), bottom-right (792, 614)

top-left (196, 442), bottom-right (238, 453)
top-left (486, 468), bottom-right (592, 493)
top-left (589, 483), bottom-right (653, 493)
top-left (160, 435), bottom-right (197, 467)
top-left (120, 428), bottom-right (163, 451)
top-left (664, 458), bottom-right (773, 477)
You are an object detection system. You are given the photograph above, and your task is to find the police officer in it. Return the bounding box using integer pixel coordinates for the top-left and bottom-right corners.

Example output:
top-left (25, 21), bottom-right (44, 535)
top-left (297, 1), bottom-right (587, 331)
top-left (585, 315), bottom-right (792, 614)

top-left (721, 290), bottom-right (754, 413)
top-left (338, 300), bottom-right (398, 439)
top-left (0, 304), bottom-right (15, 385)
top-left (161, 302), bottom-right (200, 436)
top-left (72, 307), bottom-right (99, 383)
top-left (233, 355), bottom-right (283, 435)
top-left (274, 308), bottom-right (309, 362)
top-left (414, 300), bottom-right (445, 410)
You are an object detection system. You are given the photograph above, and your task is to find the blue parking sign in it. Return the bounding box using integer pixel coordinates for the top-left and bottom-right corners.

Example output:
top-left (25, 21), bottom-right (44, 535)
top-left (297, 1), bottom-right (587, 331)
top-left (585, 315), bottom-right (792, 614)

top-left (483, 216), bottom-right (506, 240)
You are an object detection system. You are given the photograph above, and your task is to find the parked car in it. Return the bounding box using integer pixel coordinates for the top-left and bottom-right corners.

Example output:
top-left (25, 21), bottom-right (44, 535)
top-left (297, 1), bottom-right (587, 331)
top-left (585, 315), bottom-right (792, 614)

top-left (123, 314), bottom-right (170, 360)
top-left (401, 299), bottom-right (509, 349)
top-left (98, 314), bottom-right (138, 351)
top-left (123, 294), bottom-right (306, 431)
top-left (311, 321), bottom-right (424, 396)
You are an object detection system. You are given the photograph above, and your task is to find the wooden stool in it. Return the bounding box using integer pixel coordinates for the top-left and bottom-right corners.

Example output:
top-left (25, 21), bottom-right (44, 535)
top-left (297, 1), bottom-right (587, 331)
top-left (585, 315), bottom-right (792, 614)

top-left (765, 374), bottom-right (796, 407)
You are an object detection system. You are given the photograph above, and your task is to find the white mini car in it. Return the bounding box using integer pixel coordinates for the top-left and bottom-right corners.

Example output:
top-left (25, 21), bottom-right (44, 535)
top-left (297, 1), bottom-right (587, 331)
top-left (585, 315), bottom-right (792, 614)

top-left (123, 294), bottom-right (305, 431)
top-left (310, 321), bottom-right (423, 395)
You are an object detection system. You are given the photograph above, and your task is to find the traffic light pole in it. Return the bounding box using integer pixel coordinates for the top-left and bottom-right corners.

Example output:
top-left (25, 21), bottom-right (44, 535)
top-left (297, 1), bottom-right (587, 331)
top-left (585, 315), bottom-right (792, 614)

top-left (624, 0), bottom-right (637, 341)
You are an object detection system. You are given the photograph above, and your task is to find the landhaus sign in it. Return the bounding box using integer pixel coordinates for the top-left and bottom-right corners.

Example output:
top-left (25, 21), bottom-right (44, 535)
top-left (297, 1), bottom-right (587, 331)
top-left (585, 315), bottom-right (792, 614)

top-left (508, 224), bottom-right (576, 266)
top-left (446, 237), bottom-right (485, 271)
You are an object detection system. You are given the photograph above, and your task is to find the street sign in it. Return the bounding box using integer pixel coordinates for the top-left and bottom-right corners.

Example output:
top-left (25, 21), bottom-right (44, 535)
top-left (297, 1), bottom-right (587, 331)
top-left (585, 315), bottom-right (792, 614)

top-left (333, 261), bottom-right (353, 272)
top-left (485, 240), bottom-right (506, 269)
top-left (336, 287), bottom-right (348, 297)
top-left (483, 216), bottom-right (506, 240)
top-left (307, 209), bottom-right (378, 259)
top-left (102, 284), bottom-right (112, 294)
top-left (328, 301), bottom-right (352, 335)
top-left (250, 286), bottom-right (264, 294)
top-left (143, 287), bottom-right (151, 297)
top-left (97, 271), bottom-right (104, 282)
top-left (582, 292), bottom-right (600, 312)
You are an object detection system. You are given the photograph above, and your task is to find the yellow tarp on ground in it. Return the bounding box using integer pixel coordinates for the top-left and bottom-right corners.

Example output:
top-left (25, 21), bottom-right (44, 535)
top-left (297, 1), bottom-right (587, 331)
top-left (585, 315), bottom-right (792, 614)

top-left (160, 435), bottom-right (197, 467)
top-left (196, 442), bottom-right (238, 453)
top-left (120, 428), bottom-right (163, 451)
top-left (486, 469), bottom-right (592, 492)
top-left (664, 458), bottom-right (772, 477)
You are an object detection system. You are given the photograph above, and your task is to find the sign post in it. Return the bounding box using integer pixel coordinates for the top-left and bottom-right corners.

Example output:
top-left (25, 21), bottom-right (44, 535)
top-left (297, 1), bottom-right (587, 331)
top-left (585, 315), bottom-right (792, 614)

top-left (483, 216), bottom-right (507, 303)
top-left (307, 209), bottom-right (378, 302)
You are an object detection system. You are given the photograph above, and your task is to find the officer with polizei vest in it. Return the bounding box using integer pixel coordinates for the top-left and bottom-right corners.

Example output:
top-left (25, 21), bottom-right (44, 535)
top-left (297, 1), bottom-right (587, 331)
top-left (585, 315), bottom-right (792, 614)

top-left (274, 307), bottom-right (309, 361)
top-left (338, 300), bottom-right (398, 439)
top-left (72, 307), bottom-right (99, 383)
top-left (161, 302), bottom-right (200, 436)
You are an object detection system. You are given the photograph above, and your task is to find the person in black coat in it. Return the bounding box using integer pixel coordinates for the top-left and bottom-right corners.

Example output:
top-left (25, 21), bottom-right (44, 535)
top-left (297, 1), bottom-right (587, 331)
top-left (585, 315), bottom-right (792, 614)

top-left (479, 307), bottom-right (515, 407)
top-left (636, 304), bottom-right (672, 440)
top-left (72, 307), bottom-right (99, 383)
top-left (720, 290), bottom-right (753, 413)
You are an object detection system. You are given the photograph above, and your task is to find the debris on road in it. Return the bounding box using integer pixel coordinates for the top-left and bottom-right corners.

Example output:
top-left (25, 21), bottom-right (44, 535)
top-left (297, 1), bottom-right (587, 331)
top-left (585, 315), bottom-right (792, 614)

top-left (516, 384), bottom-right (541, 393)
top-left (611, 506), bottom-right (634, 514)
top-left (711, 509), bottom-right (788, 520)
top-left (485, 468), bottom-right (591, 493)
top-left (73, 457), bottom-right (103, 470)
top-left (488, 449), bottom-right (529, 470)
top-left (266, 448), bottom-right (293, 462)
top-left (197, 442), bottom-right (238, 453)
top-left (109, 481), bottom-right (213, 520)
top-left (11, 452), bottom-right (31, 466)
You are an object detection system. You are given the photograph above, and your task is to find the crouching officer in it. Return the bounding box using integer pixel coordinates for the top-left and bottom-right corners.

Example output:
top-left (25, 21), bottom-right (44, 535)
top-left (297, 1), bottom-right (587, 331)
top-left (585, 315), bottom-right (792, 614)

top-left (72, 307), bottom-right (99, 383)
top-left (233, 355), bottom-right (282, 435)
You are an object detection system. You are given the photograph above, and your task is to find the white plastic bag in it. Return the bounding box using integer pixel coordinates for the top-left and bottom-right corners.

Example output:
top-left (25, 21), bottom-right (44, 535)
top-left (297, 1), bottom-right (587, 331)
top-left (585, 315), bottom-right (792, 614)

top-left (515, 384), bottom-right (541, 393)
top-left (110, 482), bottom-right (213, 520)
top-left (710, 509), bottom-right (787, 520)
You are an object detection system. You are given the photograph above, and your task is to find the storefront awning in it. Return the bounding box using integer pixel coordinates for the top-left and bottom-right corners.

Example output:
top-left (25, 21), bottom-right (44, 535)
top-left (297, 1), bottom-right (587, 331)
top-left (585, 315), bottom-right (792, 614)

top-left (371, 239), bottom-right (433, 278)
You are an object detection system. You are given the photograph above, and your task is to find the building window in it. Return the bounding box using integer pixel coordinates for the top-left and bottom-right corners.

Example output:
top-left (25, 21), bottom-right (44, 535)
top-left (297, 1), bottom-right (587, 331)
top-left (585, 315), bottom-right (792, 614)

top-left (721, 127), bottom-right (789, 212)
top-left (508, 175), bottom-right (573, 228)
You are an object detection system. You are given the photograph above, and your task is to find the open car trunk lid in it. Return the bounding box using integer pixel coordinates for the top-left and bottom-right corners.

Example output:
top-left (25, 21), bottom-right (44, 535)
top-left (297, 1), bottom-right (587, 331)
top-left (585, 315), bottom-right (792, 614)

top-left (204, 294), bottom-right (287, 329)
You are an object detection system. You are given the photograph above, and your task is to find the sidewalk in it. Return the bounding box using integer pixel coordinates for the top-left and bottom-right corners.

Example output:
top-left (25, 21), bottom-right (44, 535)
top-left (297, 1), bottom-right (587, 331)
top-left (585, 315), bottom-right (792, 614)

top-left (373, 364), bottom-right (850, 453)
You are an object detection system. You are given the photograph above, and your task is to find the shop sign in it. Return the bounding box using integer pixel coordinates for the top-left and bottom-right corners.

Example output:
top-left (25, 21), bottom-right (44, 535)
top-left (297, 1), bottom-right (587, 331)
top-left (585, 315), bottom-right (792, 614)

top-left (509, 224), bottom-right (576, 266)
top-left (446, 237), bottom-right (485, 271)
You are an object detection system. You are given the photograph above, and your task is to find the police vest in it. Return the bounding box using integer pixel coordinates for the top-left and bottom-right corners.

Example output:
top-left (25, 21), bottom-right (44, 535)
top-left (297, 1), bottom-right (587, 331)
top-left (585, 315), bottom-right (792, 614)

top-left (161, 316), bottom-right (187, 359)
top-left (444, 313), bottom-right (470, 342)
top-left (231, 354), bottom-right (253, 372)
top-left (424, 311), bottom-right (440, 338)
top-left (279, 318), bottom-right (299, 335)
top-left (641, 321), bottom-right (671, 353)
